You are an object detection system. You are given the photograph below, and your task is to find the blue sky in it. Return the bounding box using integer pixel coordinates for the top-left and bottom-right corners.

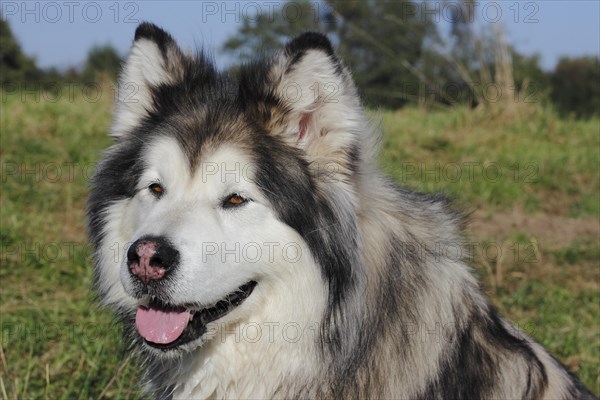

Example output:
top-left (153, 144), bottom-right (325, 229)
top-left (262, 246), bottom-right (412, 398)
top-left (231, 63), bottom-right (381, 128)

top-left (3, 1), bottom-right (599, 71)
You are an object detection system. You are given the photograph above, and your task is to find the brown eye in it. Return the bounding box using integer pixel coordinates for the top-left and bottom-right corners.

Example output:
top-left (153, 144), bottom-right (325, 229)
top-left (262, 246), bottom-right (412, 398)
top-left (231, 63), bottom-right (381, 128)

top-left (223, 193), bottom-right (247, 208)
top-left (149, 183), bottom-right (164, 197)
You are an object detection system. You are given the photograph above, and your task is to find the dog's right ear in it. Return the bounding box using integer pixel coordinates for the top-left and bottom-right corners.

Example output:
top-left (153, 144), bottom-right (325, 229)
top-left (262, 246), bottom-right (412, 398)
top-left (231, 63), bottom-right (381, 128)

top-left (111, 22), bottom-right (186, 139)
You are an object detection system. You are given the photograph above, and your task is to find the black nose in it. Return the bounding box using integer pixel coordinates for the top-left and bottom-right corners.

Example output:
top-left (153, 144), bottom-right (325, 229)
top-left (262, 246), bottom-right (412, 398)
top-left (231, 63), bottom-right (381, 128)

top-left (126, 236), bottom-right (179, 284)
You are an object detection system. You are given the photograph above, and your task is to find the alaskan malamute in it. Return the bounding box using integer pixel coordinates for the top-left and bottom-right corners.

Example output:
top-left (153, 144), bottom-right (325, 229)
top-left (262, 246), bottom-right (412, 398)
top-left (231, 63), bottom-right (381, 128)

top-left (88, 22), bottom-right (596, 399)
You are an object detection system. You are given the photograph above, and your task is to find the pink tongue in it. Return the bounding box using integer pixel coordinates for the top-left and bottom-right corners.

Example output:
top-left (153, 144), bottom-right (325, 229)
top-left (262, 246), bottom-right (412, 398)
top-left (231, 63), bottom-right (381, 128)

top-left (135, 306), bottom-right (192, 344)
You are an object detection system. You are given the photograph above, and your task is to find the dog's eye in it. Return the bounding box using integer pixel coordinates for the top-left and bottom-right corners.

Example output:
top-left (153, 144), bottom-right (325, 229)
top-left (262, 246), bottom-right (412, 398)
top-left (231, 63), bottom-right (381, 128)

top-left (223, 193), bottom-right (248, 208)
top-left (148, 183), bottom-right (164, 197)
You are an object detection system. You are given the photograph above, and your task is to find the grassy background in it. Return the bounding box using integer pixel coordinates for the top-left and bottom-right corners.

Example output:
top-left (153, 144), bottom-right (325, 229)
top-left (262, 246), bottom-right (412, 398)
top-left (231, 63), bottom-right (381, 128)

top-left (1, 89), bottom-right (598, 398)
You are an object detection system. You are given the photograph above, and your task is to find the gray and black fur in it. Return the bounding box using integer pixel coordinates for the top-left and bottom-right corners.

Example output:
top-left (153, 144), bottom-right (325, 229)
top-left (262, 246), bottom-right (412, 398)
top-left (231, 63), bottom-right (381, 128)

top-left (88, 23), bottom-right (597, 399)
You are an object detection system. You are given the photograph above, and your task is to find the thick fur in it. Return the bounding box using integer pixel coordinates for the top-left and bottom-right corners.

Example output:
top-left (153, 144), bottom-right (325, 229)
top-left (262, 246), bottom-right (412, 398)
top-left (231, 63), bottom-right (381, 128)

top-left (88, 23), bottom-right (597, 399)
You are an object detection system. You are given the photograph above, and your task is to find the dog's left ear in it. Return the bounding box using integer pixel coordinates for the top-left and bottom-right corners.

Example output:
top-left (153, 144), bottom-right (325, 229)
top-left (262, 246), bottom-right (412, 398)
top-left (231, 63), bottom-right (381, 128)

top-left (242, 32), bottom-right (365, 168)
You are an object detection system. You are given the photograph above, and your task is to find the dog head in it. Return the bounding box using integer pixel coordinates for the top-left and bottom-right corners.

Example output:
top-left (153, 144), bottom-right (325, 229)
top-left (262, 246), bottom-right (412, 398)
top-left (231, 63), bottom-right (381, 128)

top-left (88, 22), bottom-right (369, 356)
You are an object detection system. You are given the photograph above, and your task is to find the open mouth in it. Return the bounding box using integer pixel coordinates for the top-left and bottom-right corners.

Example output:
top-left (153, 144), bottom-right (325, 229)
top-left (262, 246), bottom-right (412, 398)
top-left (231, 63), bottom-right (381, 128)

top-left (135, 281), bottom-right (257, 350)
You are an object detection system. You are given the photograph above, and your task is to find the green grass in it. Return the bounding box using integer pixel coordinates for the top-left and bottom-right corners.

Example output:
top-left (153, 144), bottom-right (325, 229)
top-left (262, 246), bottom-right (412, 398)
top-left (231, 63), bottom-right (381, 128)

top-left (379, 106), bottom-right (600, 214)
top-left (1, 90), bottom-right (598, 398)
top-left (0, 87), bottom-right (143, 399)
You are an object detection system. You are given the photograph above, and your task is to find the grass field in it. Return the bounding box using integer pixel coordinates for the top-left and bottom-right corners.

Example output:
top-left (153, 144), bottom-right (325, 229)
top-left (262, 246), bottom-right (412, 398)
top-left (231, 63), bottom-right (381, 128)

top-left (1, 87), bottom-right (599, 399)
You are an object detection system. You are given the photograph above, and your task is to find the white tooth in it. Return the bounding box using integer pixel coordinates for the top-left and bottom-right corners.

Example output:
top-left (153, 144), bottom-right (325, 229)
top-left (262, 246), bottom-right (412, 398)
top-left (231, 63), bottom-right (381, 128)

top-left (138, 296), bottom-right (150, 307)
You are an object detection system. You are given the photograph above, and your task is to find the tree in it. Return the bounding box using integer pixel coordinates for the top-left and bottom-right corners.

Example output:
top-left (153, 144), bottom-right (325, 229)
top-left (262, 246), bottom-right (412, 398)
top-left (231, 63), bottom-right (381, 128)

top-left (551, 56), bottom-right (600, 118)
top-left (433, 2), bottom-right (550, 111)
top-left (325, 0), bottom-right (438, 108)
top-left (0, 18), bottom-right (42, 85)
top-left (511, 51), bottom-right (549, 102)
top-left (222, 0), bottom-right (331, 62)
top-left (222, 0), bottom-right (437, 108)
top-left (81, 45), bottom-right (123, 83)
